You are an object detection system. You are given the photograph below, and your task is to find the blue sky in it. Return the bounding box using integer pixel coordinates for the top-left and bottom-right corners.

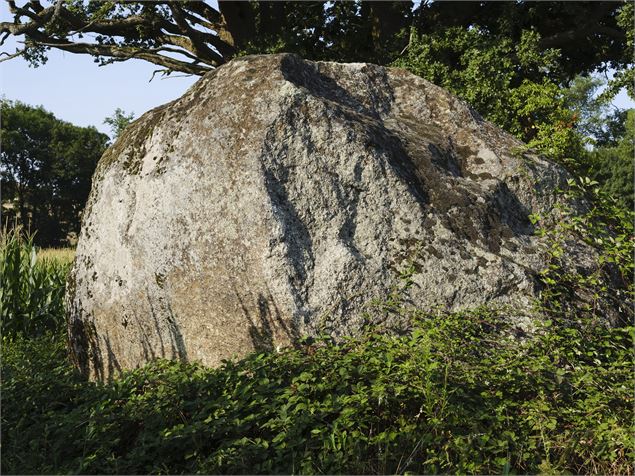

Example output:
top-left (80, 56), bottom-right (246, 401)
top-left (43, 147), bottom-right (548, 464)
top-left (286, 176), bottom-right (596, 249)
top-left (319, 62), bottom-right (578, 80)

top-left (0, 3), bottom-right (200, 137)
top-left (1, 3), bottom-right (633, 139)
top-left (0, 32), bottom-right (198, 137)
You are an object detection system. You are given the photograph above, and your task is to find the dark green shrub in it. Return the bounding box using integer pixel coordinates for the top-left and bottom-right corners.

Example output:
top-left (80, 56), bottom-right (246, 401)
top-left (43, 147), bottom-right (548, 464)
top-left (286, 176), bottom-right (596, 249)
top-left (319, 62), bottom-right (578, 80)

top-left (585, 109), bottom-right (635, 211)
top-left (2, 308), bottom-right (633, 475)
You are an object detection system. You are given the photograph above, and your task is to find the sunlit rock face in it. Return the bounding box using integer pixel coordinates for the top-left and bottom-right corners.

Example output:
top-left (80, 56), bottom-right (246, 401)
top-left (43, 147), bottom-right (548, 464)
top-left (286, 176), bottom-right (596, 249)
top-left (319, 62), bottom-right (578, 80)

top-left (67, 53), bottom-right (580, 380)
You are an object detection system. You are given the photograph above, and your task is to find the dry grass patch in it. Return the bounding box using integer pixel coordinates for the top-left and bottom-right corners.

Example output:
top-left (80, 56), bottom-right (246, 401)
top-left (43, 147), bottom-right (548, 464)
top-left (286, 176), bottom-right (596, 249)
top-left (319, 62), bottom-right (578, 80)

top-left (37, 247), bottom-right (75, 264)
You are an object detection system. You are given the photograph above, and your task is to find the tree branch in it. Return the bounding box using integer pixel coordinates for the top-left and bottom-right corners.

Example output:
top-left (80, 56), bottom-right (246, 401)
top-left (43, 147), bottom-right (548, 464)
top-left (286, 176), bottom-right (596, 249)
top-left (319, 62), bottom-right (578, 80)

top-left (31, 33), bottom-right (211, 75)
top-left (51, 0), bottom-right (63, 23)
top-left (540, 25), bottom-right (626, 49)
top-left (539, 2), bottom-right (626, 50)
top-left (167, 2), bottom-right (224, 64)
top-left (1, 0), bottom-right (230, 74)
top-left (0, 47), bottom-right (26, 62)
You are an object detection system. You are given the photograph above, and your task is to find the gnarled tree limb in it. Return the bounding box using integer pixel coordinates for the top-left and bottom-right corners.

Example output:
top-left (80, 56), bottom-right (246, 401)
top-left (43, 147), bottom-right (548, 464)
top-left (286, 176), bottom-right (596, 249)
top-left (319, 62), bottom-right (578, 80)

top-left (1, 0), bottom-right (234, 75)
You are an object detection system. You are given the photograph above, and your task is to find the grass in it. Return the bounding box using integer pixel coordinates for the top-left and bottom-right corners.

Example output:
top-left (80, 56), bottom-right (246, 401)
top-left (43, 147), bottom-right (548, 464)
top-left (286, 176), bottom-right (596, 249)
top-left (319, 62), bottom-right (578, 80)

top-left (37, 247), bottom-right (75, 264)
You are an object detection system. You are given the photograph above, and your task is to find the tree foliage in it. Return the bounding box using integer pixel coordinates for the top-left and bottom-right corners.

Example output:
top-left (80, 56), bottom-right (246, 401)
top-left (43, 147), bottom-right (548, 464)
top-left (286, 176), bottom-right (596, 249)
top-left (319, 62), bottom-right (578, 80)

top-left (585, 109), bottom-right (635, 209)
top-left (0, 100), bottom-right (108, 246)
top-left (103, 107), bottom-right (135, 139)
top-left (1, 1), bottom-right (630, 84)
top-left (562, 75), bottom-right (613, 145)
top-left (392, 2), bottom-right (633, 166)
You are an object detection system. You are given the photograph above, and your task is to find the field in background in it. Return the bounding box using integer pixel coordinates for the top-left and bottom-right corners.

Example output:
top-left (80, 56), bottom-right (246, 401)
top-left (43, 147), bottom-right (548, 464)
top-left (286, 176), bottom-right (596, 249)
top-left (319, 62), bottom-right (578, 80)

top-left (1, 228), bottom-right (71, 338)
top-left (37, 247), bottom-right (75, 265)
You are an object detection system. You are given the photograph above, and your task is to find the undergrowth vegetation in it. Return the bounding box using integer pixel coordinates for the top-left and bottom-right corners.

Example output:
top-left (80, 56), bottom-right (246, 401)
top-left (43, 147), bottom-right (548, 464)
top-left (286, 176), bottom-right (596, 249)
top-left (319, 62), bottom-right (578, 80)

top-left (532, 178), bottom-right (634, 326)
top-left (1, 179), bottom-right (633, 475)
top-left (2, 310), bottom-right (633, 474)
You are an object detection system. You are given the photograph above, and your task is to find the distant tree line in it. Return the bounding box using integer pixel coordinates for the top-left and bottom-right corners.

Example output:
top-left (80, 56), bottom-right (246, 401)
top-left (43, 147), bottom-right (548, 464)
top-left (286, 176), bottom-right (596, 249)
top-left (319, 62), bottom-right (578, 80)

top-left (1, 100), bottom-right (108, 246)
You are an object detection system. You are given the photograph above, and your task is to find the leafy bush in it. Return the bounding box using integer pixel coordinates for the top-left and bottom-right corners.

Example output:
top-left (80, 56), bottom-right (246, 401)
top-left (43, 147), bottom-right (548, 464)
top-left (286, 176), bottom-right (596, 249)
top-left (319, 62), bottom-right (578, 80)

top-left (0, 227), bottom-right (71, 339)
top-left (2, 307), bottom-right (633, 475)
top-left (585, 109), bottom-right (635, 211)
top-left (530, 177), bottom-right (634, 327)
top-left (392, 27), bottom-right (585, 165)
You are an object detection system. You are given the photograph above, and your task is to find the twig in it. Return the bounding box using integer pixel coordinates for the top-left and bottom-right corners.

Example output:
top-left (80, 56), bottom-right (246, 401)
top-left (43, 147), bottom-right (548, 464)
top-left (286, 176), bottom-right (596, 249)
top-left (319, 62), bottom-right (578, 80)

top-left (0, 48), bottom-right (26, 62)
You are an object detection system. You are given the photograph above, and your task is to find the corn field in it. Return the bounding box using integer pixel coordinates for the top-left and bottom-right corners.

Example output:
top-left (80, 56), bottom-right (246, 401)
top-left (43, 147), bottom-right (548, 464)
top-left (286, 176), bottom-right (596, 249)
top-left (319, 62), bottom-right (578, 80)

top-left (0, 228), bottom-right (73, 339)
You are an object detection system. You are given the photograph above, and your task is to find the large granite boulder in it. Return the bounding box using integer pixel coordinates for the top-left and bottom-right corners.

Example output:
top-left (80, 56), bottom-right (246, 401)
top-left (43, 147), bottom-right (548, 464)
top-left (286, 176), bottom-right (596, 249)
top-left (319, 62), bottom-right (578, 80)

top-left (67, 54), bottom-right (579, 380)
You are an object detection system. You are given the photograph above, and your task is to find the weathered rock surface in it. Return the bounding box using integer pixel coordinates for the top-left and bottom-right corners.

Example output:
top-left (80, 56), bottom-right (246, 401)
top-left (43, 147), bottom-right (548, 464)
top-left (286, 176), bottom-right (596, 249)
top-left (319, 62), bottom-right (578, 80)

top-left (68, 53), bottom-right (579, 379)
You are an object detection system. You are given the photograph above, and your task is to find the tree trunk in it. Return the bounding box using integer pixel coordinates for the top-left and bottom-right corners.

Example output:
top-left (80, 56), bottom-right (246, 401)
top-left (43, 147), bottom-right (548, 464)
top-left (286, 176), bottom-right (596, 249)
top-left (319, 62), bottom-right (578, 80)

top-left (218, 1), bottom-right (257, 50)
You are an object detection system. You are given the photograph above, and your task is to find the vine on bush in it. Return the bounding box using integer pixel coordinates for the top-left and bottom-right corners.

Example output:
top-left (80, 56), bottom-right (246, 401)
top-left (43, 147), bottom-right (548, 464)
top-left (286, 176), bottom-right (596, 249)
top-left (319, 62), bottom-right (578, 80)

top-left (530, 177), bottom-right (634, 325)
